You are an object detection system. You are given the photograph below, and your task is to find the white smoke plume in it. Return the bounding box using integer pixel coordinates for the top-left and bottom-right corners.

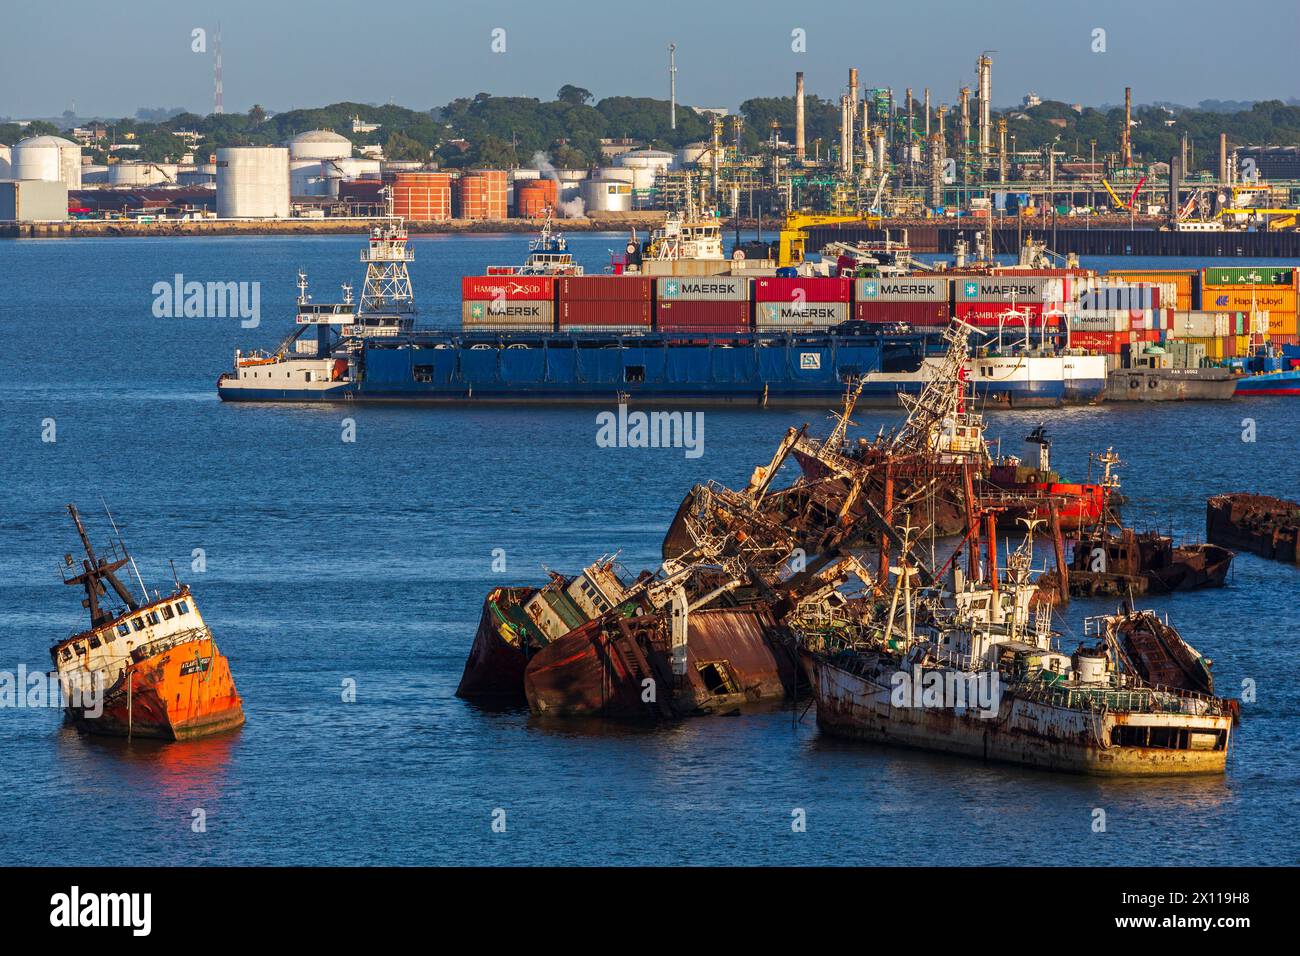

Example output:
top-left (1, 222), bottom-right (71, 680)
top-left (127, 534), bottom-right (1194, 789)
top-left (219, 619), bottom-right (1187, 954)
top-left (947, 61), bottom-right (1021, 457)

top-left (531, 150), bottom-right (586, 219)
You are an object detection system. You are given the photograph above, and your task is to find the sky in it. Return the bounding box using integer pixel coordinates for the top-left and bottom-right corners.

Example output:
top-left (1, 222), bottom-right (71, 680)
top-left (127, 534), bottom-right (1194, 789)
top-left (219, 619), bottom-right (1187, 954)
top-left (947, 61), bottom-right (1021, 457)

top-left (1, 0), bottom-right (1296, 120)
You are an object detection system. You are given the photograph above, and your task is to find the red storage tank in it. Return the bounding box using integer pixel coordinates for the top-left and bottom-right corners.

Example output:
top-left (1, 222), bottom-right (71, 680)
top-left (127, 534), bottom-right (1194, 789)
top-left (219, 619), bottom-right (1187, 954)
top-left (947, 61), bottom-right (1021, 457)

top-left (458, 170), bottom-right (508, 220)
top-left (753, 276), bottom-right (852, 304)
top-left (392, 172), bottom-right (453, 221)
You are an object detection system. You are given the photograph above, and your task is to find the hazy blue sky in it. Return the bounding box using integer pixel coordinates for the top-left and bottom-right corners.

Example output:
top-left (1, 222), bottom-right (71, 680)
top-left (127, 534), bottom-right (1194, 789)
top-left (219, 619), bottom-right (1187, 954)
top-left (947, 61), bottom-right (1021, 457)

top-left (2, 0), bottom-right (1296, 118)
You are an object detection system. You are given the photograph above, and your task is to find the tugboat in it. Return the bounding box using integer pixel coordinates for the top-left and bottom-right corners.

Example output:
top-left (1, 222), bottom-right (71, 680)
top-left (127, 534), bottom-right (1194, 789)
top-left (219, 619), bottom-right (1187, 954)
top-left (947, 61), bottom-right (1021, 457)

top-left (985, 427), bottom-right (1110, 532)
top-left (50, 505), bottom-right (244, 741)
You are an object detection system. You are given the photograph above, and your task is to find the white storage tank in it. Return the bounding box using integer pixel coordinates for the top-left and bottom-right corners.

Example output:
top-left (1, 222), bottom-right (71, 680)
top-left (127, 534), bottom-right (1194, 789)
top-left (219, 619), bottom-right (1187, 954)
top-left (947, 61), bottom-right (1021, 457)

top-left (108, 162), bottom-right (176, 186)
top-left (12, 135), bottom-right (71, 183)
top-left (557, 168), bottom-right (588, 202)
top-left (580, 178), bottom-right (632, 213)
top-left (80, 164), bottom-right (109, 184)
top-left (0, 144), bottom-right (10, 178)
top-left (597, 166), bottom-right (635, 184)
top-left (290, 159), bottom-right (327, 197)
top-left (614, 148), bottom-right (673, 191)
top-left (320, 157), bottom-right (382, 197)
top-left (287, 129), bottom-right (352, 162)
top-left (216, 146), bottom-right (290, 218)
top-left (676, 143), bottom-right (708, 167)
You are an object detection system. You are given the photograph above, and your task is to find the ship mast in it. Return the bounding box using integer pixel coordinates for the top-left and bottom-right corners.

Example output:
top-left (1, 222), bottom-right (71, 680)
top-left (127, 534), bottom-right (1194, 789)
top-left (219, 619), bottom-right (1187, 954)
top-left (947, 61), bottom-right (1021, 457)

top-left (356, 218), bottom-right (416, 334)
top-left (62, 503), bottom-right (139, 628)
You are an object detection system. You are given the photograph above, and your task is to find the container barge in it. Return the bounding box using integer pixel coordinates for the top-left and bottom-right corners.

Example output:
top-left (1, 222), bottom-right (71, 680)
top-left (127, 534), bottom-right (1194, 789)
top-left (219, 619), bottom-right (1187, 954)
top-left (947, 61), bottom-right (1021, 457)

top-left (217, 221), bottom-right (1108, 408)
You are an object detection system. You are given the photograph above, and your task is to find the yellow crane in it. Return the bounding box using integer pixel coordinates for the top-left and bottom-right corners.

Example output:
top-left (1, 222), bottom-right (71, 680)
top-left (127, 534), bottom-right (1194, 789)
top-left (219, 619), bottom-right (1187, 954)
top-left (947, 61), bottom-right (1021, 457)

top-left (777, 212), bottom-right (880, 267)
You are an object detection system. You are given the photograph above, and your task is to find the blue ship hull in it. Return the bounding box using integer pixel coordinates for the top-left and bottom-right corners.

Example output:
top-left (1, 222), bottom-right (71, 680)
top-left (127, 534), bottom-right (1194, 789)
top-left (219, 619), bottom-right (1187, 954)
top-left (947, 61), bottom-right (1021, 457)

top-left (1235, 369), bottom-right (1300, 396)
top-left (218, 333), bottom-right (1106, 408)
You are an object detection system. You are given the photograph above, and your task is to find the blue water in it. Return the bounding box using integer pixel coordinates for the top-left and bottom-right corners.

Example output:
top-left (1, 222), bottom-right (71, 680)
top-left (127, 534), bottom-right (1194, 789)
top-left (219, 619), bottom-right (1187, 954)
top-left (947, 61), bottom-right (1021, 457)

top-left (0, 233), bottom-right (1296, 866)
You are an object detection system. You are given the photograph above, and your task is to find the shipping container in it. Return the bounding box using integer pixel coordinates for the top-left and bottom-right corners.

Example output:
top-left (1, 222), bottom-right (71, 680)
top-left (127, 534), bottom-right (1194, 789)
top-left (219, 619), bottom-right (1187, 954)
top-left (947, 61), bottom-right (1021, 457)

top-left (1108, 269), bottom-right (1196, 311)
top-left (853, 301), bottom-right (951, 325)
top-left (655, 300), bottom-right (750, 333)
top-left (1078, 284), bottom-right (1158, 312)
top-left (954, 275), bottom-right (1059, 304)
top-left (558, 299), bottom-right (652, 329)
top-left (462, 299), bottom-right (554, 331)
top-left (462, 275), bottom-right (556, 301)
top-left (1069, 330), bottom-right (1128, 354)
top-left (755, 301), bottom-right (849, 329)
top-left (1069, 311), bottom-right (1130, 333)
top-left (854, 276), bottom-right (951, 302)
top-left (1204, 266), bottom-right (1295, 287)
top-left (753, 276), bottom-right (852, 304)
top-left (957, 301), bottom-right (1056, 327)
top-left (1202, 286), bottom-right (1296, 313)
top-left (655, 276), bottom-right (749, 302)
top-left (559, 275), bottom-right (653, 302)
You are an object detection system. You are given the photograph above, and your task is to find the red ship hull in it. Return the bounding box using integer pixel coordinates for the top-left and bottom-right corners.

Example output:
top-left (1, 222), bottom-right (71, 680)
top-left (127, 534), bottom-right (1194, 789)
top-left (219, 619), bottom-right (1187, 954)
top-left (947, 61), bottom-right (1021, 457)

top-left (71, 635), bottom-right (244, 741)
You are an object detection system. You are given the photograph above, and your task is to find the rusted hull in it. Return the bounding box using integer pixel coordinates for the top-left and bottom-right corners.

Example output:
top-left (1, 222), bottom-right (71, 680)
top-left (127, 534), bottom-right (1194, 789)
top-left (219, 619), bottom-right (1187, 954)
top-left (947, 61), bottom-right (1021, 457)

top-left (70, 636), bottom-right (244, 741)
top-left (455, 587), bottom-right (535, 700)
top-left (804, 651), bottom-right (1230, 776)
top-left (1207, 493), bottom-right (1300, 565)
top-left (525, 606), bottom-right (800, 718)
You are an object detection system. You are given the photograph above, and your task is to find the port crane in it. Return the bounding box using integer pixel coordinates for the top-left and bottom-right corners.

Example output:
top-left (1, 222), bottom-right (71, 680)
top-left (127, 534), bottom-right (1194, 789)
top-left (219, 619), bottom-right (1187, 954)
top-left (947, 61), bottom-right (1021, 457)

top-left (777, 211), bottom-right (881, 267)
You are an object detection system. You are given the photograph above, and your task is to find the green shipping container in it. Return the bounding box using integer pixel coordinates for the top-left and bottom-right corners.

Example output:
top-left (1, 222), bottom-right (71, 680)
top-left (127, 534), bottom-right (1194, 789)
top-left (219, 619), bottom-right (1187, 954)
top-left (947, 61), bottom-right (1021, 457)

top-left (1203, 266), bottom-right (1295, 287)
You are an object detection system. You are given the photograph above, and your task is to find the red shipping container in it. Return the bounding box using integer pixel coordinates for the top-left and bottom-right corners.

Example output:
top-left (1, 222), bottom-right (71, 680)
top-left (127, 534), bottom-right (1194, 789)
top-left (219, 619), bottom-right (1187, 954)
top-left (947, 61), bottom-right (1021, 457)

top-left (754, 276), bottom-right (853, 304)
top-left (462, 275), bottom-right (555, 301)
top-left (1069, 330), bottom-right (1127, 353)
top-left (656, 300), bottom-right (749, 333)
top-left (955, 301), bottom-right (1054, 327)
top-left (558, 299), bottom-right (652, 328)
top-left (558, 276), bottom-right (653, 301)
top-left (853, 301), bottom-right (950, 325)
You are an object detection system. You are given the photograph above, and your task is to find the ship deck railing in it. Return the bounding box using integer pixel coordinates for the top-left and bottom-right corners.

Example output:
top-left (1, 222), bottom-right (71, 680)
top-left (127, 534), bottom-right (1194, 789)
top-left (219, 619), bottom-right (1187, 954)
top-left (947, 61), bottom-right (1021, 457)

top-left (1012, 677), bottom-right (1229, 718)
top-left (128, 625), bottom-right (212, 664)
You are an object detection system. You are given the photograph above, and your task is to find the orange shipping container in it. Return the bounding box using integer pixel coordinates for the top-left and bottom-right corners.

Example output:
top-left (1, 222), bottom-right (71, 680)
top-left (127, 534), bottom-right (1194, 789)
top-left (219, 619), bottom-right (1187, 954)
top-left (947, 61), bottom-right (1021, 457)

top-left (1201, 285), bottom-right (1296, 313)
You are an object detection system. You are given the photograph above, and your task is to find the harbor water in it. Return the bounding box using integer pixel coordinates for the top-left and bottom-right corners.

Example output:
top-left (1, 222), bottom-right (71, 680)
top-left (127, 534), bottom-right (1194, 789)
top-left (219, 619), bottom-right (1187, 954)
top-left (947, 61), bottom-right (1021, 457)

top-left (0, 233), bottom-right (1296, 865)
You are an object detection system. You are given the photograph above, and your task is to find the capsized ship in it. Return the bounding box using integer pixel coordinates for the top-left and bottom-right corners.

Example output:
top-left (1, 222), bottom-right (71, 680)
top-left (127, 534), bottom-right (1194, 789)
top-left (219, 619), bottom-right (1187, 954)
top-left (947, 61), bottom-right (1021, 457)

top-left (50, 505), bottom-right (244, 741)
top-left (217, 220), bottom-right (1107, 408)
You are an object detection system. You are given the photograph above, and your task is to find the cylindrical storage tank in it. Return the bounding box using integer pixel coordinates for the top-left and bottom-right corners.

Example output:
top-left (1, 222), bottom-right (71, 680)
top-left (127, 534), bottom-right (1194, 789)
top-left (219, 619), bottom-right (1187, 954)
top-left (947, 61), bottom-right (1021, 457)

top-left (392, 171), bottom-right (452, 221)
top-left (597, 166), bottom-right (635, 184)
top-left (55, 138), bottom-right (82, 189)
top-left (11, 136), bottom-right (64, 182)
top-left (216, 146), bottom-right (290, 218)
top-left (290, 159), bottom-right (326, 197)
top-left (382, 160), bottom-right (424, 173)
top-left (108, 162), bottom-right (173, 186)
top-left (556, 168), bottom-right (588, 203)
top-left (80, 164), bottom-right (109, 184)
top-left (580, 178), bottom-right (632, 213)
top-left (615, 148), bottom-right (674, 193)
top-left (1074, 650), bottom-right (1108, 685)
top-left (676, 143), bottom-right (708, 167)
top-left (0, 145), bottom-right (10, 178)
top-left (512, 168), bottom-right (541, 182)
top-left (515, 181), bottom-right (555, 218)
top-left (457, 169), bottom-right (507, 219)
top-left (286, 129), bottom-right (352, 162)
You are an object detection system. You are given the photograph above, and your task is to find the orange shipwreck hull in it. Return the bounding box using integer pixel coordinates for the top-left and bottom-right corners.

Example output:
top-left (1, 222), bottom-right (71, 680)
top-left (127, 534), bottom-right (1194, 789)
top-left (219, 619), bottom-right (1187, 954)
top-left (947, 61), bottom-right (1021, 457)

top-left (81, 634), bottom-right (245, 741)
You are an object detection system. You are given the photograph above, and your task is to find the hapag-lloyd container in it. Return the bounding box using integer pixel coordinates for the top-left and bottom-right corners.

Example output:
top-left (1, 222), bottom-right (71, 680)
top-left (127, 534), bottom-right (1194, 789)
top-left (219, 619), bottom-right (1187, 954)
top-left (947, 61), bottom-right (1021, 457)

top-left (462, 275), bottom-right (556, 301)
top-left (558, 299), bottom-right (652, 330)
top-left (462, 300), bottom-right (554, 331)
top-left (656, 276), bottom-right (749, 302)
top-left (558, 275), bottom-right (653, 301)
top-left (656, 300), bottom-right (749, 333)
top-left (754, 276), bottom-right (852, 304)
top-left (854, 276), bottom-right (951, 302)
top-left (756, 301), bottom-right (849, 329)
top-left (1202, 286), bottom-right (1296, 313)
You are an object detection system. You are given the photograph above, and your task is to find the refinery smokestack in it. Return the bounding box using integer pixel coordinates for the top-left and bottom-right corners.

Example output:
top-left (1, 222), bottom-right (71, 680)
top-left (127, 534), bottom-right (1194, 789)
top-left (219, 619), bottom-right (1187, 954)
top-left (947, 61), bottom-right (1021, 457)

top-left (795, 71), bottom-right (806, 164)
top-left (998, 118), bottom-right (1008, 183)
top-left (1123, 87), bottom-right (1132, 166)
top-left (861, 100), bottom-right (872, 176)
top-left (923, 88), bottom-right (931, 137)
top-left (1218, 132), bottom-right (1228, 183)
top-left (959, 87), bottom-right (971, 166)
top-left (977, 54), bottom-right (992, 161)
